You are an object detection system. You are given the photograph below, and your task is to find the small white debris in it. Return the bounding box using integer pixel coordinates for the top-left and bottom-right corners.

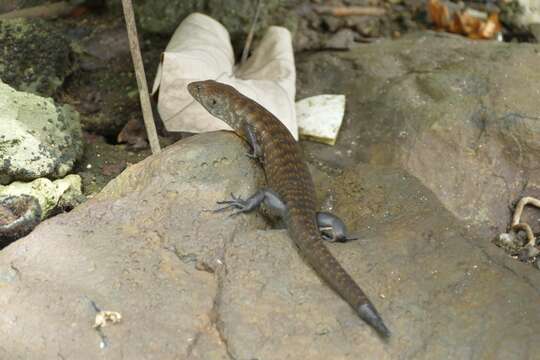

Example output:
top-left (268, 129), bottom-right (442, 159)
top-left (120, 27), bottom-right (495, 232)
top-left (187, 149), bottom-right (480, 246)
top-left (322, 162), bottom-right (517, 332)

top-left (86, 164), bottom-right (92, 169)
top-left (296, 94), bottom-right (346, 145)
top-left (94, 311), bottom-right (122, 329)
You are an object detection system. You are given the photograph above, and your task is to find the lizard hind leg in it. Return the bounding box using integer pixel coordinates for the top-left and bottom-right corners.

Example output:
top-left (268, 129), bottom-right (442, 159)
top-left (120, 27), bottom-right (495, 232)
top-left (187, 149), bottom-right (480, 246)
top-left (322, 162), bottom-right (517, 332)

top-left (215, 189), bottom-right (286, 217)
top-left (316, 212), bottom-right (358, 242)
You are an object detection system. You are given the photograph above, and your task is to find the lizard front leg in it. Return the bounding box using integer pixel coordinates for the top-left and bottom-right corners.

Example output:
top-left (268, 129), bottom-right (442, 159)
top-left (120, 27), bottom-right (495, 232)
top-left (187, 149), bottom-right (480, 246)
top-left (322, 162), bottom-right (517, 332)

top-left (215, 189), bottom-right (286, 217)
top-left (316, 212), bottom-right (358, 242)
top-left (243, 122), bottom-right (263, 163)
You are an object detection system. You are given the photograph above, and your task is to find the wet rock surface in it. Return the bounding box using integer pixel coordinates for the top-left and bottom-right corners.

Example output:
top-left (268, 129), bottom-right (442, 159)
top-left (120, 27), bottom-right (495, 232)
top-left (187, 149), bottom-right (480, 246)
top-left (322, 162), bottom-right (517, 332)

top-left (297, 31), bottom-right (540, 232)
top-left (0, 132), bottom-right (538, 359)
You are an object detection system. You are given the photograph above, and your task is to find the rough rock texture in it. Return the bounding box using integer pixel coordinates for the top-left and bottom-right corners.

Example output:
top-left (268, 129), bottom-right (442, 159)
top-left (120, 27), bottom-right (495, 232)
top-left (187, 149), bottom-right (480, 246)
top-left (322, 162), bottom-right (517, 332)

top-left (129, 0), bottom-right (299, 49)
top-left (0, 174), bottom-right (83, 219)
top-left (0, 18), bottom-right (73, 97)
top-left (297, 31), bottom-right (540, 232)
top-left (0, 132), bottom-right (538, 359)
top-left (0, 81), bottom-right (83, 184)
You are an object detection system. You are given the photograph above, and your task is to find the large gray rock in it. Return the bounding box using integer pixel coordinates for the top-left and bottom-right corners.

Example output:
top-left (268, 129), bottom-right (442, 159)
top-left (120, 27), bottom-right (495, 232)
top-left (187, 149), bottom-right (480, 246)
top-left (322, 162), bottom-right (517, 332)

top-left (0, 132), bottom-right (538, 359)
top-left (297, 31), bottom-right (540, 232)
top-left (0, 133), bottom-right (260, 359)
top-left (0, 81), bottom-right (83, 184)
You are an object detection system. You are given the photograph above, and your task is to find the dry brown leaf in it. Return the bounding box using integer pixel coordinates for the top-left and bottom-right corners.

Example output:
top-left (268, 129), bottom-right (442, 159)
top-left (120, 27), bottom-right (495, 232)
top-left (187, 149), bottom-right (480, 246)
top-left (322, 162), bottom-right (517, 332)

top-left (427, 0), bottom-right (451, 30)
top-left (427, 0), bottom-right (501, 40)
top-left (479, 13), bottom-right (502, 39)
top-left (117, 119), bottom-right (148, 149)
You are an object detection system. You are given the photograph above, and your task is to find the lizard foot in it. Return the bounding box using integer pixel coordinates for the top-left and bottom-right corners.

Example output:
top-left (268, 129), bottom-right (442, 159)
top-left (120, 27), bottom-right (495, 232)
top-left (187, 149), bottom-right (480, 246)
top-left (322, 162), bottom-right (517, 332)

top-left (321, 229), bottom-right (359, 243)
top-left (214, 193), bottom-right (250, 217)
top-left (213, 189), bottom-right (275, 218)
top-left (317, 212), bottom-right (359, 243)
top-left (245, 151), bottom-right (264, 165)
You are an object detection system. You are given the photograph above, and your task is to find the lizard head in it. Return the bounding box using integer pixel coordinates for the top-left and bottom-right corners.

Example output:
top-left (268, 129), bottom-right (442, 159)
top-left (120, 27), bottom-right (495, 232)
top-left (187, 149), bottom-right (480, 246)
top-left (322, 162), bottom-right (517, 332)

top-left (187, 80), bottom-right (232, 121)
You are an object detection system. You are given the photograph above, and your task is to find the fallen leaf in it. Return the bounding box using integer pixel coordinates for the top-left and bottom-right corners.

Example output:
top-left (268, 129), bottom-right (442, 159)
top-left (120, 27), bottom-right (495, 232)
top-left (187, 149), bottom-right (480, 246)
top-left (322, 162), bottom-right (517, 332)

top-left (117, 119), bottom-right (148, 149)
top-left (427, 0), bottom-right (501, 39)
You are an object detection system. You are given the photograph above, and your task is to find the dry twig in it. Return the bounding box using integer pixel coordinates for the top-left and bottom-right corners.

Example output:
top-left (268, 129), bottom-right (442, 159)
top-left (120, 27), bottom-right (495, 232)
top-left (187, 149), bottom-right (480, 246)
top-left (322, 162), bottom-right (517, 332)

top-left (121, 0), bottom-right (161, 154)
top-left (511, 196), bottom-right (540, 248)
top-left (241, 0), bottom-right (263, 64)
top-left (313, 5), bottom-right (386, 17)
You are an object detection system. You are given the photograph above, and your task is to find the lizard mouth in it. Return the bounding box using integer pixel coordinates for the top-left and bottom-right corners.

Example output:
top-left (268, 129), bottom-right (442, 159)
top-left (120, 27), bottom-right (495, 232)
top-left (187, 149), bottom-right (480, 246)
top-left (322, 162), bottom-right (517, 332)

top-left (187, 82), bottom-right (202, 100)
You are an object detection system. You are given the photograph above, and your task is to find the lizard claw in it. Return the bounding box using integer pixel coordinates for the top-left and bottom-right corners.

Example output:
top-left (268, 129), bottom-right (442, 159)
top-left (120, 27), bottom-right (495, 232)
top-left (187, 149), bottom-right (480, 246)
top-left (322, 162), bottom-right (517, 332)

top-left (321, 230), bottom-right (359, 243)
top-left (321, 231), bottom-right (334, 242)
top-left (227, 209), bottom-right (244, 217)
top-left (213, 204), bottom-right (235, 213)
top-left (336, 234), bottom-right (359, 242)
top-left (245, 151), bottom-right (265, 165)
top-left (214, 193), bottom-right (248, 214)
top-left (245, 151), bottom-right (257, 159)
top-left (216, 192), bottom-right (239, 204)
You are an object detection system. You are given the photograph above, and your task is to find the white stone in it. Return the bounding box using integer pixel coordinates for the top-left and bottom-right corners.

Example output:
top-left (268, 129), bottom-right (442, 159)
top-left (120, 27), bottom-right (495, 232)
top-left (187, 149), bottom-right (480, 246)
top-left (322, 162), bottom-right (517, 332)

top-left (516, 0), bottom-right (540, 26)
top-left (295, 95), bottom-right (346, 145)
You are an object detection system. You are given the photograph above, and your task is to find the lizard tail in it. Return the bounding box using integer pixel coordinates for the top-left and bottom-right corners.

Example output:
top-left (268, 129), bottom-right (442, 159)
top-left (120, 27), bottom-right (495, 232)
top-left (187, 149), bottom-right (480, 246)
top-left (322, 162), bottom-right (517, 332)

top-left (357, 303), bottom-right (391, 338)
top-left (294, 225), bottom-right (391, 338)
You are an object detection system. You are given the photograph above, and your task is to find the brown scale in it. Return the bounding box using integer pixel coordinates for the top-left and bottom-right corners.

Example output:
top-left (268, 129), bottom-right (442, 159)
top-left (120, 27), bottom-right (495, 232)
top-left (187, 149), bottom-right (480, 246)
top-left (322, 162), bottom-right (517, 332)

top-left (187, 80), bottom-right (390, 338)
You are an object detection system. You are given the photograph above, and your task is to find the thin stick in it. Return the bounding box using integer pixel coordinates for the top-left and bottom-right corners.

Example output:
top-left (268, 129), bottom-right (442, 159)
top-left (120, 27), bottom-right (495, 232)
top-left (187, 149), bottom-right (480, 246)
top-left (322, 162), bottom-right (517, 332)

top-left (511, 196), bottom-right (540, 248)
top-left (313, 5), bottom-right (386, 17)
top-left (241, 0), bottom-right (262, 64)
top-left (511, 196), bottom-right (540, 226)
top-left (121, 0), bottom-right (161, 154)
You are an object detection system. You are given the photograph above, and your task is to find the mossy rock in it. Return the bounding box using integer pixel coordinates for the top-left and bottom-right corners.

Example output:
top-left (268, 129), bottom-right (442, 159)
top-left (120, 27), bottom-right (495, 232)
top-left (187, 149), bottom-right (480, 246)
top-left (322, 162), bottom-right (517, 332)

top-left (0, 18), bottom-right (73, 97)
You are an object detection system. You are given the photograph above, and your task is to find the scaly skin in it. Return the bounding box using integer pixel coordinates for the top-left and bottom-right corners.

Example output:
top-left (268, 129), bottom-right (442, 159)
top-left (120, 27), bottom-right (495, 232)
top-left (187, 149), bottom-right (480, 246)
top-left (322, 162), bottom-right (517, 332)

top-left (188, 80), bottom-right (390, 338)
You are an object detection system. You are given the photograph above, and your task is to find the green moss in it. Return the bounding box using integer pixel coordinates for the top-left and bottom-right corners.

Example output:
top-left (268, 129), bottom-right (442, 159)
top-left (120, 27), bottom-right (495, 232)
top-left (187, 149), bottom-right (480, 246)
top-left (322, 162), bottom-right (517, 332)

top-left (0, 18), bottom-right (73, 97)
